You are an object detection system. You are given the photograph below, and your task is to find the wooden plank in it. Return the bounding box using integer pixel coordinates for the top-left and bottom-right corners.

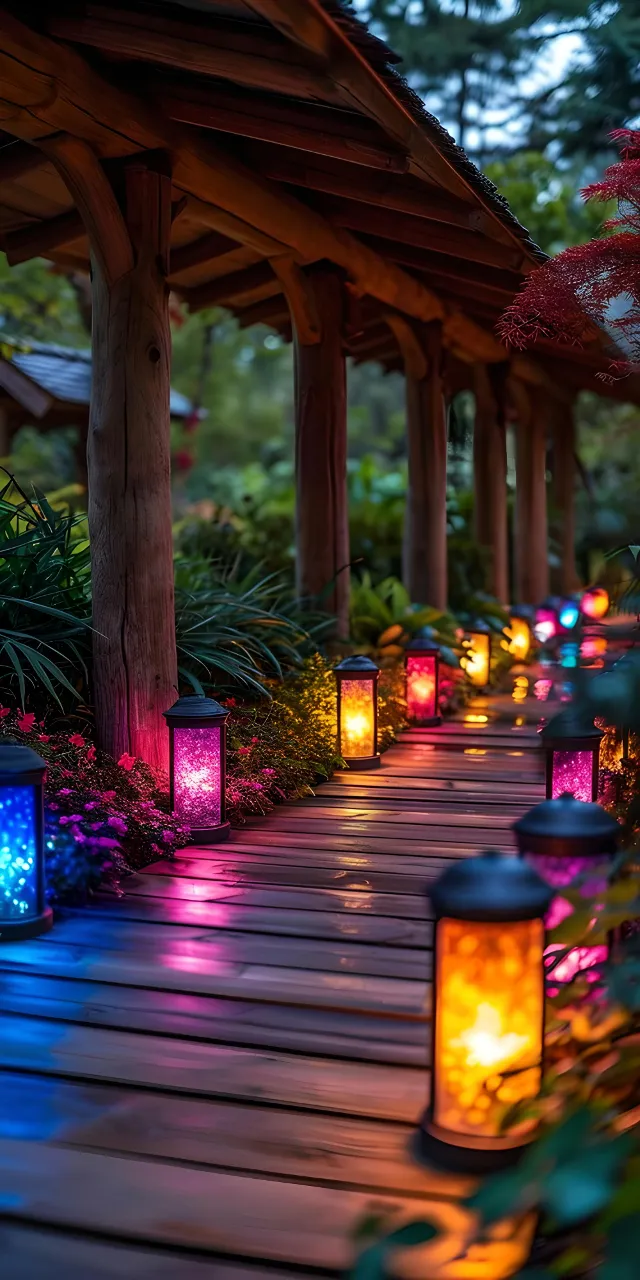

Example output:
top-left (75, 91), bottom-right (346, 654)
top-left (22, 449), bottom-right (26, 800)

top-left (0, 1071), bottom-right (467, 1199)
top-left (0, 972), bottom-right (427, 1064)
top-left (143, 854), bottom-right (453, 892)
top-left (0, 1016), bottom-right (428, 1120)
top-left (222, 827), bottom-right (514, 854)
top-left (0, 1138), bottom-right (477, 1275)
top-left (0, 1226), bottom-right (306, 1280)
top-left (0, 934), bottom-right (430, 1008)
top-left (122, 872), bottom-right (429, 919)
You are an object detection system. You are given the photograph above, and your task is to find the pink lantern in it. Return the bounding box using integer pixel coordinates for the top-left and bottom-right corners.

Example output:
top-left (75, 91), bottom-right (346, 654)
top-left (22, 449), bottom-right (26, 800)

top-left (164, 695), bottom-right (230, 843)
top-left (514, 794), bottom-right (619, 985)
top-left (534, 603), bottom-right (557, 644)
top-left (405, 631), bottom-right (441, 727)
top-left (581, 586), bottom-right (609, 620)
top-left (540, 708), bottom-right (603, 803)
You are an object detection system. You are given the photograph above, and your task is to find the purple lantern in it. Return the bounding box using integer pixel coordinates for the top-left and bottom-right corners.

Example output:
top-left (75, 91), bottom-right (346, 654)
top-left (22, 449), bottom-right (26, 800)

top-left (164, 695), bottom-right (230, 843)
top-left (514, 794), bottom-right (619, 985)
top-left (540, 708), bottom-right (603, 803)
top-left (405, 629), bottom-right (441, 727)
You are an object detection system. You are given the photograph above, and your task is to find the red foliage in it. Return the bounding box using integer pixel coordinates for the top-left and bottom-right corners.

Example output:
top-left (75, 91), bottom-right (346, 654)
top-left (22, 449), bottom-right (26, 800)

top-left (499, 130), bottom-right (640, 375)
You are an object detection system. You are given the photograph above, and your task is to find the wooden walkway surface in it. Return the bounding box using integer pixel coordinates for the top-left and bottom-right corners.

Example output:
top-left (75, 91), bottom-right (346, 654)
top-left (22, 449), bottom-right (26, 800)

top-left (0, 707), bottom-right (546, 1278)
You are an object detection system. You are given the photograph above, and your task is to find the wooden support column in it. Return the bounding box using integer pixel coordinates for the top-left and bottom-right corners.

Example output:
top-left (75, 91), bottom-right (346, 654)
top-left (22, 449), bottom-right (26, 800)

top-left (551, 399), bottom-right (577, 594)
top-left (293, 266), bottom-right (350, 638)
top-left (395, 317), bottom-right (447, 610)
top-left (75, 418), bottom-right (89, 493)
top-left (511, 378), bottom-right (549, 605)
top-left (473, 363), bottom-right (509, 603)
top-left (42, 135), bottom-right (177, 770)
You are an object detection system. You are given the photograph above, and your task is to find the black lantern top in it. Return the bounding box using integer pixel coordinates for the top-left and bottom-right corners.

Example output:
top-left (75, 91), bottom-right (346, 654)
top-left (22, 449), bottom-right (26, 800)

top-left (335, 655), bottom-right (380, 677)
top-left (514, 794), bottom-right (620, 859)
top-left (0, 742), bottom-right (47, 785)
top-left (429, 849), bottom-right (553, 922)
top-left (405, 627), bottom-right (440, 656)
top-left (540, 707), bottom-right (604, 751)
top-left (467, 618), bottom-right (491, 635)
top-left (164, 694), bottom-right (230, 727)
top-left (509, 604), bottom-right (534, 622)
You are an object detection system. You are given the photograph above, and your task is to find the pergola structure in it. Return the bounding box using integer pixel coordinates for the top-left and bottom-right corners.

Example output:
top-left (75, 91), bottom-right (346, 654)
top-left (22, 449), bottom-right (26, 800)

top-left (0, 0), bottom-right (636, 770)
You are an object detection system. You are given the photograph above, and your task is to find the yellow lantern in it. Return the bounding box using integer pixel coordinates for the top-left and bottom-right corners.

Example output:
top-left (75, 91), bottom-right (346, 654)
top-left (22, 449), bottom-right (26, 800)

top-left (419, 850), bottom-right (552, 1171)
top-left (334, 656), bottom-right (380, 769)
top-left (506, 606), bottom-right (533, 663)
top-left (461, 621), bottom-right (491, 689)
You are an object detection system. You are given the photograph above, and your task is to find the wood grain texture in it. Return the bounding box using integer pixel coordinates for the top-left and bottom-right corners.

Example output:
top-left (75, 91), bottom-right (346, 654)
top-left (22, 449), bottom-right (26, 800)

top-left (403, 320), bottom-right (448, 610)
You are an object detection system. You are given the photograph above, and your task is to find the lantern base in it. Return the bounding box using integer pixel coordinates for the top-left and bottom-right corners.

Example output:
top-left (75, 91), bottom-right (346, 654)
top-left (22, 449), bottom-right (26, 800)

top-left (342, 755), bottom-right (382, 771)
top-left (414, 1111), bottom-right (531, 1174)
top-left (188, 821), bottom-right (231, 845)
top-left (0, 906), bottom-right (53, 942)
top-left (412, 715), bottom-right (441, 728)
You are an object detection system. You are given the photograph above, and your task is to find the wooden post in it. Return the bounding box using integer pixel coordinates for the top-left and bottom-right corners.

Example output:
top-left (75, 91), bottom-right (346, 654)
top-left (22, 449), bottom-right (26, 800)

top-left (75, 417), bottom-right (89, 493)
top-left (293, 265), bottom-right (350, 638)
top-left (401, 320), bottom-right (448, 610)
top-left (473, 363), bottom-right (509, 603)
top-left (511, 379), bottom-right (549, 604)
top-left (551, 399), bottom-right (577, 594)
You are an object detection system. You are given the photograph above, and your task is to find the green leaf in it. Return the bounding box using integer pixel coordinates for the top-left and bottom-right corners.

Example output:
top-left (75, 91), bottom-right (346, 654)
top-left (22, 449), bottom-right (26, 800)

top-left (350, 1220), bottom-right (438, 1280)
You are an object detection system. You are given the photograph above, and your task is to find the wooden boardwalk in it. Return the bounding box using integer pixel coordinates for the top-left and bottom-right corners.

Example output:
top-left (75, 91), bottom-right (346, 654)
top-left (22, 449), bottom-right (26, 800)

top-left (0, 709), bottom-right (546, 1278)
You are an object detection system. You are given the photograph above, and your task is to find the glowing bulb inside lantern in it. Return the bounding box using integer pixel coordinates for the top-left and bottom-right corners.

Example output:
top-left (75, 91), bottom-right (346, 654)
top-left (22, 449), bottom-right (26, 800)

top-left (558, 603), bottom-right (579, 630)
top-left (339, 680), bottom-right (375, 758)
top-left (453, 1003), bottom-right (531, 1069)
top-left (507, 617), bottom-right (531, 662)
top-left (406, 653), bottom-right (437, 722)
top-left (550, 750), bottom-right (594, 802)
top-left (512, 676), bottom-right (529, 703)
top-left (462, 633), bottom-right (491, 687)
top-left (173, 726), bottom-right (222, 829)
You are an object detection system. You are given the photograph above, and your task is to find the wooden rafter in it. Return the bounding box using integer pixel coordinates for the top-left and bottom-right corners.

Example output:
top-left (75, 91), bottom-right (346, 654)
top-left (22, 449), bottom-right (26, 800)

top-left (161, 81), bottom-right (409, 173)
top-left (169, 229), bottom-right (240, 276)
top-left (182, 261), bottom-right (282, 311)
top-left (2, 207), bottom-right (85, 266)
top-left (323, 197), bottom-right (525, 271)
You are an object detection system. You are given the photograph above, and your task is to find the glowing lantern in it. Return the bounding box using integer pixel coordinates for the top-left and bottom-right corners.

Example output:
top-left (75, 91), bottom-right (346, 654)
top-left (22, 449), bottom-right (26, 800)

top-left (581, 586), bottom-right (609, 621)
top-left (405, 630), bottom-right (441, 727)
top-left (461, 622), bottom-right (491, 689)
top-left (419, 850), bottom-right (552, 1171)
top-left (164, 695), bottom-right (230, 843)
top-left (0, 743), bottom-right (53, 940)
top-left (514, 794), bottom-right (619, 985)
top-left (335, 656), bottom-right (380, 769)
top-left (506, 607), bottom-right (533, 662)
top-left (534, 602), bottom-right (557, 644)
top-left (540, 708), bottom-right (603, 803)
top-left (556, 598), bottom-right (580, 631)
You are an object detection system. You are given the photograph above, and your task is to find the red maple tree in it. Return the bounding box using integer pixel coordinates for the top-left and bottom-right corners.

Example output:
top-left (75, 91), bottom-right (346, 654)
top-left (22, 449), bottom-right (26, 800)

top-left (499, 130), bottom-right (640, 376)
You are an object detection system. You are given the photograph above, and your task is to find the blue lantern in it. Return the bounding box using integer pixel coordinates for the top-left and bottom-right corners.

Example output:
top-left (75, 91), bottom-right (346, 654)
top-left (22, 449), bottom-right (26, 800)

top-left (0, 743), bottom-right (52, 940)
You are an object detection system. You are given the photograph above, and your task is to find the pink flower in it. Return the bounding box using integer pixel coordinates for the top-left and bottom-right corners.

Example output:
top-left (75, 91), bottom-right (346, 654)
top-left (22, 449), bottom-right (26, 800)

top-left (262, 768), bottom-right (276, 776)
top-left (108, 815), bottom-right (128, 836)
top-left (84, 802), bottom-right (98, 811)
top-left (69, 734), bottom-right (86, 748)
top-left (237, 746), bottom-right (251, 756)
top-left (0, 707), bottom-right (10, 719)
top-left (251, 737), bottom-right (259, 744)
top-left (224, 698), bottom-right (237, 708)
top-left (118, 753), bottom-right (136, 771)
top-left (161, 830), bottom-right (174, 843)
top-left (86, 745), bottom-right (96, 763)
top-left (58, 788), bottom-right (74, 796)
top-left (38, 734), bottom-right (51, 743)
top-left (100, 790), bottom-right (117, 801)
top-left (17, 712), bottom-right (35, 733)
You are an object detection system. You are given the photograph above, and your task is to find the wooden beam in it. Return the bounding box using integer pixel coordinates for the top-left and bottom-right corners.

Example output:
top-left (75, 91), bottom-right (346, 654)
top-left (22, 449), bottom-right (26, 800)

top-left (383, 313), bottom-right (427, 380)
top-left (0, 358), bottom-right (53, 419)
top-left (235, 298), bottom-right (289, 330)
top-left (294, 266), bottom-right (350, 637)
top-left (243, 0), bottom-right (331, 58)
top-left (2, 207), bottom-right (85, 266)
top-left (473, 363), bottom-right (509, 604)
top-left (182, 261), bottom-right (281, 312)
top-left (49, 11), bottom-right (340, 104)
top-left (551, 400), bottom-right (578, 594)
top-left (169, 229), bottom-right (239, 276)
top-left (403, 321), bottom-right (448, 610)
top-left (89, 157), bottom-right (177, 770)
top-left (161, 82), bottom-right (408, 173)
top-left (324, 198), bottom-right (525, 271)
top-left (442, 312), bottom-right (505, 364)
top-left (247, 146), bottom-right (507, 240)
top-left (270, 257), bottom-right (322, 344)
top-left (0, 138), bottom-right (43, 182)
top-left (184, 198), bottom-right (292, 260)
top-left (511, 380), bottom-right (549, 605)
top-left (38, 135), bottom-right (133, 288)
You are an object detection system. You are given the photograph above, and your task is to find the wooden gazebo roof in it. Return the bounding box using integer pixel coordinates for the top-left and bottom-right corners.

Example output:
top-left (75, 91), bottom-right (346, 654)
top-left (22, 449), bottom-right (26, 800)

top-left (0, 0), bottom-right (636, 401)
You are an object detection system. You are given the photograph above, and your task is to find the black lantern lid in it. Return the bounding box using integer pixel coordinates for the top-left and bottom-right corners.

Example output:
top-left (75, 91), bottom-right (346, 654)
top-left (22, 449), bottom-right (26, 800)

top-left (335, 655), bottom-right (379, 675)
top-left (405, 627), bottom-right (440, 656)
top-left (164, 694), bottom-right (229, 725)
top-left (430, 849), bottom-right (553, 922)
top-left (466, 618), bottom-right (491, 635)
top-left (0, 741), bottom-right (47, 784)
top-left (540, 706), bottom-right (604, 747)
top-left (514, 794), bottom-right (620, 858)
top-left (509, 604), bottom-right (534, 622)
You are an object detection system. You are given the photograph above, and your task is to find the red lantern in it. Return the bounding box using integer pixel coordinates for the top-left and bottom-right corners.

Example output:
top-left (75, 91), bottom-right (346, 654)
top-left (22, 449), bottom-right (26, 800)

top-left (405, 631), bottom-right (441, 727)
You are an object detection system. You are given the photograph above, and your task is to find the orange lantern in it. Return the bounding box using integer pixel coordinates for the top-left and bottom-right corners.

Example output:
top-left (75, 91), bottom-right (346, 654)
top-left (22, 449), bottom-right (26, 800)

top-left (506, 607), bottom-right (533, 663)
top-left (334, 656), bottom-right (380, 769)
top-left (462, 621), bottom-right (491, 689)
top-left (580, 586), bottom-right (609, 621)
top-left (419, 850), bottom-right (552, 1171)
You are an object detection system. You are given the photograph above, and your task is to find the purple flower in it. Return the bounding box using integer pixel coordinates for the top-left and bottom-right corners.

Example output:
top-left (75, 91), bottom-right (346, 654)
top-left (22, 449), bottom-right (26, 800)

top-left (262, 768), bottom-right (276, 776)
top-left (58, 788), bottom-right (74, 796)
top-left (107, 816), bottom-right (128, 835)
top-left (161, 830), bottom-right (174, 843)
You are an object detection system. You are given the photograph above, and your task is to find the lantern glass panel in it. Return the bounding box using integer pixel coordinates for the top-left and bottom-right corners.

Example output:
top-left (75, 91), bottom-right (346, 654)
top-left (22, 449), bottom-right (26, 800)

top-left (507, 617), bottom-right (531, 662)
top-left (340, 679), bottom-right (375, 757)
top-left (173, 725), bottom-right (222, 829)
top-left (406, 654), bottom-right (437, 722)
top-left (525, 853), bottom-right (608, 983)
top-left (0, 784), bottom-right (39, 921)
top-left (464, 633), bottom-right (491, 687)
top-left (433, 917), bottom-right (544, 1139)
top-left (551, 749), bottom-right (594, 802)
